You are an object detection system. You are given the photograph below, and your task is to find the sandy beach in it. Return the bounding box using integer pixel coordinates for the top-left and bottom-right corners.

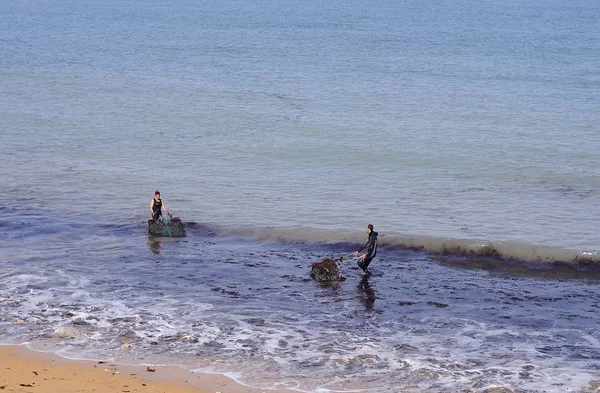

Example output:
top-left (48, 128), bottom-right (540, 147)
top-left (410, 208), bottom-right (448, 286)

top-left (0, 345), bottom-right (295, 393)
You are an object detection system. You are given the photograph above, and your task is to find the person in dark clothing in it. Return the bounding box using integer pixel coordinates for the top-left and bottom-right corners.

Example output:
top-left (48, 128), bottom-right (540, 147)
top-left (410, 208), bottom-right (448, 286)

top-left (354, 224), bottom-right (378, 275)
top-left (150, 189), bottom-right (169, 221)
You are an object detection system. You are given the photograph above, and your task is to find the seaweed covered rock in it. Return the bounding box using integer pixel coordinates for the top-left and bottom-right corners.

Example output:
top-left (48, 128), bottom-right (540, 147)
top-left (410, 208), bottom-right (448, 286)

top-left (148, 216), bottom-right (185, 237)
top-left (311, 258), bottom-right (344, 282)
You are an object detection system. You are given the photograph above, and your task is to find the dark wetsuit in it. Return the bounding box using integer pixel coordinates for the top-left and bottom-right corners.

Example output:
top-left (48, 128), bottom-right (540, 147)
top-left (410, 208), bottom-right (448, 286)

top-left (152, 198), bottom-right (163, 221)
top-left (357, 231), bottom-right (378, 272)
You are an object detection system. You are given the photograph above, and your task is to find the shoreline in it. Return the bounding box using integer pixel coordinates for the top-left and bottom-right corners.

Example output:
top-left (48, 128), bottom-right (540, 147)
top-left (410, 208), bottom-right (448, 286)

top-left (0, 344), bottom-right (298, 393)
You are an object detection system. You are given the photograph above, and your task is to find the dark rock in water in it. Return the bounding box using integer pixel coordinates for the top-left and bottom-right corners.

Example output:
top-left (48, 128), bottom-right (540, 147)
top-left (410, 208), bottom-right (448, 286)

top-left (148, 217), bottom-right (185, 237)
top-left (427, 301), bottom-right (449, 308)
top-left (311, 258), bottom-right (344, 282)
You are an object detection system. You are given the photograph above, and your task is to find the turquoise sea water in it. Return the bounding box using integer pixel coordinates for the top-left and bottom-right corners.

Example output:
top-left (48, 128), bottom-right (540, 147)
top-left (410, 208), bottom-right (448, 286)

top-left (1, 1), bottom-right (599, 392)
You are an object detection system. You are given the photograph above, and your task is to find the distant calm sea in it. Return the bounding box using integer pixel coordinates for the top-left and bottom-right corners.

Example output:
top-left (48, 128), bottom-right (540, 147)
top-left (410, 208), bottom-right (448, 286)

top-left (1, 0), bottom-right (599, 392)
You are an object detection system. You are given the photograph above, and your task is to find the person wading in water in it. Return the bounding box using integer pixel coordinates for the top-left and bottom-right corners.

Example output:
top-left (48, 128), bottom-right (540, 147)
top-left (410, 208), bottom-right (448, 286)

top-left (150, 190), bottom-right (169, 221)
top-left (354, 224), bottom-right (378, 275)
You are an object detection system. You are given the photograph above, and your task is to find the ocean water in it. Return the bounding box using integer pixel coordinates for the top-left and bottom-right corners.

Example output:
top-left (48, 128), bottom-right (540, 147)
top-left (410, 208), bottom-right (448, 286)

top-left (1, 0), bottom-right (599, 392)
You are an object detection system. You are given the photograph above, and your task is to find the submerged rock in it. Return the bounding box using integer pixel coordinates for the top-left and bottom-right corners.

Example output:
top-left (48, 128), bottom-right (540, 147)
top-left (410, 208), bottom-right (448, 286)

top-left (482, 387), bottom-right (513, 393)
top-left (311, 258), bottom-right (344, 282)
top-left (148, 217), bottom-right (185, 237)
top-left (52, 326), bottom-right (84, 339)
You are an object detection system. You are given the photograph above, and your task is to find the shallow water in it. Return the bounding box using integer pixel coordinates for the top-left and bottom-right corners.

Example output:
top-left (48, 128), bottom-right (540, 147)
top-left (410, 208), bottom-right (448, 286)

top-left (1, 206), bottom-right (600, 392)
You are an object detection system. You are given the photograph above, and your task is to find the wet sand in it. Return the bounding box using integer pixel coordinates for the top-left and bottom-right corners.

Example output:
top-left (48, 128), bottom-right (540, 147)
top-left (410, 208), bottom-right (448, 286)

top-left (0, 345), bottom-right (295, 393)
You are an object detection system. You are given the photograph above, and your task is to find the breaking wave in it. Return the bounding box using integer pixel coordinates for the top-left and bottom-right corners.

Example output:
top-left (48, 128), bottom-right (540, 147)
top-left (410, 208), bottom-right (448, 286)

top-left (190, 223), bottom-right (600, 268)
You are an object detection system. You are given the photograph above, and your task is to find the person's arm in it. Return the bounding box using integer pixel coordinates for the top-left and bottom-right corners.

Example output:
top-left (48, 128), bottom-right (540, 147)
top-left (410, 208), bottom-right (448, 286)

top-left (150, 199), bottom-right (155, 215)
top-left (162, 201), bottom-right (169, 215)
top-left (354, 238), bottom-right (369, 255)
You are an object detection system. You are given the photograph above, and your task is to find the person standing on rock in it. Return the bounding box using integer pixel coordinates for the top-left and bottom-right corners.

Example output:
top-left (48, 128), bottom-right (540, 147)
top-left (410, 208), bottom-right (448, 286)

top-left (150, 189), bottom-right (169, 221)
top-left (354, 224), bottom-right (378, 275)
